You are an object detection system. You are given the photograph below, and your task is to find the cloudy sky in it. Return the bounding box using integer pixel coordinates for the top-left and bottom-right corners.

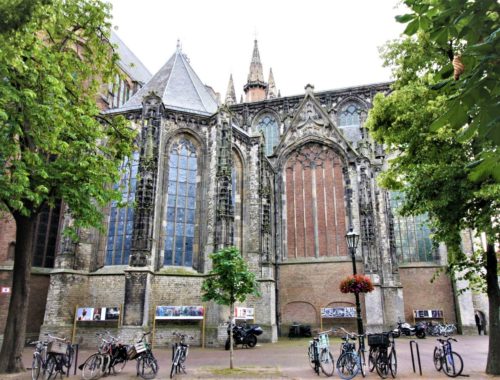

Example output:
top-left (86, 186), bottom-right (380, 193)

top-left (109, 0), bottom-right (406, 100)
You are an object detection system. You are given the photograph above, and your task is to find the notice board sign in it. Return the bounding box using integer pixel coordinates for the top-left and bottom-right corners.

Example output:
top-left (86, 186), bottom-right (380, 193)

top-left (321, 307), bottom-right (356, 318)
top-left (413, 309), bottom-right (444, 319)
top-left (155, 305), bottom-right (204, 320)
top-left (76, 307), bottom-right (120, 321)
top-left (234, 307), bottom-right (254, 320)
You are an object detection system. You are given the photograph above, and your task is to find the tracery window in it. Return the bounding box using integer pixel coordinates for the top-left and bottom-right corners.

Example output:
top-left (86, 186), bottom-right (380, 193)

top-left (232, 151), bottom-right (243, 251)
top-left (390, 192), bottom-right (438, 263)
top-left (32, 201), bottom-right (63, 268)
top-left (339, 103), bottom-right (361, 127)
top-left (105, 151), bottom-right (139, 265)
top-left (284, 143), bottom-right (348, 258)
top-left (164, 138), bottom-right (198, 267)
top-left (256, 114), bottom-right (279, 156)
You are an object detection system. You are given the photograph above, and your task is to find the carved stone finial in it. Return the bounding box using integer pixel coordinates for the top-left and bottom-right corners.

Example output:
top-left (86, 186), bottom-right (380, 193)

top-left (176, 39), bottom-right (182, 52)
top-left (305, 84), bottom-right (315, 94)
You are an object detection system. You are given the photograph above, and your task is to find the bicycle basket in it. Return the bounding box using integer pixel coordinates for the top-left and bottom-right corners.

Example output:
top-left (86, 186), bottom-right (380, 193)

top-left (47, 341), bottom-right (68, 355)
top-left (368, 333), bottom-right (390, 348)
top-left (318, 333), bottom-right (329, 349)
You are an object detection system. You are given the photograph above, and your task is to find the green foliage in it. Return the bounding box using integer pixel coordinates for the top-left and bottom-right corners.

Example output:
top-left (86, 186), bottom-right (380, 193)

top-left (0, 0), bottom-right (136, 233)
top-left (0, 0), bottom-right (52, 33)
top-left (366, 32), bottom-right (499, 290)
top-left (395, 0), bottom-right (500, 183)
top-left (202, 247), bottom-right (260, 306)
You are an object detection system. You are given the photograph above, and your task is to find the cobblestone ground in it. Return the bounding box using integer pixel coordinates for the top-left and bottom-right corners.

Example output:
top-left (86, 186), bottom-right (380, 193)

top-left (3, 335), bottom-right (495, 379)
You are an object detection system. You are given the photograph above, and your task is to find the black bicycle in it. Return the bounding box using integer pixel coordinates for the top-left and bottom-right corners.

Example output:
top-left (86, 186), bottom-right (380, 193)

top-left (307, 330), bottom-right (335, 376)
top-left (41, 333), bottom-right (74, 380)
top-left (335, 328), bottom-right (366, 380)
top-left (367, 331), bottom-right (396, 379)
top-left (170, 332), bottom-right (192, 378)
top-left (433, 337), bottom-right (463, 377)
top-left (134, 331), bottom-right (159, 379)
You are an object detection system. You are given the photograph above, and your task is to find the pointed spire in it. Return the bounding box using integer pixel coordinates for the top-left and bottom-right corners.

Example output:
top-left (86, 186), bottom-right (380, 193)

top-left (267, 68), bottom-right (277, 99)
top-left (248, 39), bottom-right (265, 82)
top-left (244, 39), bottom-right (268, 102)
top-left (176, 39), bottom-right (182, 53)
top-left (225, 74), bottom-right (236, 105)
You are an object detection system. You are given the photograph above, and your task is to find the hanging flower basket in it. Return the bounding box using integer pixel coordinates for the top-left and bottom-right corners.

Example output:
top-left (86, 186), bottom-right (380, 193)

top-left (339, 274), bottom-right (374, 294)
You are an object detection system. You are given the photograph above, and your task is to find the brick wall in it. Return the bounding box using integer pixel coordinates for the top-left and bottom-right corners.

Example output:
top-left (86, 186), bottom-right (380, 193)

top-left (0, 215), bottom-right (16, 263)
top-left (279, 259), bottom-right (362, 333)
top-left (399, 265), bottom-right (457, 324)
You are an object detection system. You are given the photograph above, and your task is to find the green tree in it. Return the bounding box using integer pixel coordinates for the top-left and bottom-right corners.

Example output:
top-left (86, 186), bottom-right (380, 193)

top-left (0, 0), bottom-right (135, 373)
top-left (366, 31), bottom-right (500, 375)
top-left (201, 247), bottom-right (260, 369)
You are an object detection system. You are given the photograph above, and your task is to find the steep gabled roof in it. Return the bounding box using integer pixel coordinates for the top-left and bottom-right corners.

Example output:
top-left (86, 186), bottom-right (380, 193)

top-left (113, 43), bottom-right (218, 116)
top-left (110, 31), bottom-right (152, 85)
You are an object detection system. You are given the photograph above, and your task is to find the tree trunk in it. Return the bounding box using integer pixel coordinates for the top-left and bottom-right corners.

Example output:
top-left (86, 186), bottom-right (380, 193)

top-left (0, 212), bottom-right (36, 373)
top-left (485, 242), bottom-right (500, 375)
top-left (229, 303), bottom-right (234, 370)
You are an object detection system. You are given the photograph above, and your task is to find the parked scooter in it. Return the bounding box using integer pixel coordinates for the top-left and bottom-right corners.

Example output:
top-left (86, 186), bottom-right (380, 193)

top-left (392, 319), bottom-right (426, 339)
top-left (225, 321), bottom-right (264, 350)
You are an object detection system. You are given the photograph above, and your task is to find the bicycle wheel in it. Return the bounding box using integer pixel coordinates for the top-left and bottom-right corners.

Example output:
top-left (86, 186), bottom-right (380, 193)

top-left (433, 347), bottom-right (443, 371)
top-left (170, 349), bottom-right (181, 378)
top-left (64, 345), bottom-right (74, 369)
top-left (111, 357), bottom-right (128, 374)
top-left (389, 349), bottom-right (397, 378)
top-left (137, 353), bottom-right (159, 379)
top-left (43, 355), bottom-right (56, 380)
top-left (81, 353), bottom-right (103, 380)
top-left (375, 349), bottom-right (389, 379)
top-left (442, 351), bottom-right (463, 377)
top-left (368, 347), bottom-right (378, 372)
top-left (336, 352), bottom-right (360, 380)
top-left (32, 355), bottom-right (42, 380)
top-left (319, 348), bottom-right (334, 377)
top-left (358, 349), bottom-right (366, 377)
top-left (307, 344), bottom-right (316, 369)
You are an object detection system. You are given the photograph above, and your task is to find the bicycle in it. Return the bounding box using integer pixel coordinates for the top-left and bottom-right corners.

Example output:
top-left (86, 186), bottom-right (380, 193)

top-left (81, 332), bottom-right (125, 379)
top-left (170, 332), bottom-right (193, 378)
top-left (433, 336), bottom-right (463, 377)
top-left (134, 331), bottom-right (159, 379)
top-left (31, 339), bottom-right (48, 380)
top-left (41, 333), bottom-right (74, 380)
top-left (367, 331), bottom-right (396, 379)
top-left (335, 328), bottom-right (366, 380)
top-left (307, 330), bottom-right (335, 377)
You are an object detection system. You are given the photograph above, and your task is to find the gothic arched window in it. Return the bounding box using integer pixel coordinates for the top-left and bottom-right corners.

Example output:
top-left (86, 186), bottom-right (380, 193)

top-left (164, 138), bottom-right (198, 267)
top-left (105, 151), bottom-right (139, 265)
top-left (339, 103), bottom-right (361, 127)
top-left (232, 151), bottom-right (243, 251)
top-left (256, 114), bottom-right (279, 156)
top-left (284, 143), bottom-right (348, 258)
top-left (390, 192), bottom-right (438, 263)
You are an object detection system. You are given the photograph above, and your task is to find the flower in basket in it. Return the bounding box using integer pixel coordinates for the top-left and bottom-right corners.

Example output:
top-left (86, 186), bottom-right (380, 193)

top-left (339, 274), bottom-right (374, 294)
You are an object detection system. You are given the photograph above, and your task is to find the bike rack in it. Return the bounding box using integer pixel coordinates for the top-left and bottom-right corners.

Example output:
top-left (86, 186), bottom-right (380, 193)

top-left (410, 340), bottom-right (422, 376)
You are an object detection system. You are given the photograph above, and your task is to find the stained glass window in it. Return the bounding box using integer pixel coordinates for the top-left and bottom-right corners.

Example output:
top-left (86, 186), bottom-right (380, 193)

top-left (256, 115), bottom-right (279, 156)
top-left (164, 139), bottom-right (198, 266)
top-left (390, 192), bottom-right (438, 263)
top-left (105, 151), bottom-right (139, 265)
top-left (339, 104), bottom-right (361, 126)
top-left (232, 152), bottom-right (243, 251)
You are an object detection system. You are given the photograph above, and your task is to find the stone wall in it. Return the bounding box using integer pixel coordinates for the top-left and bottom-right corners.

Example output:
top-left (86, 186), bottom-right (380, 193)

top-left (399, 264), bottom-right (457, 324)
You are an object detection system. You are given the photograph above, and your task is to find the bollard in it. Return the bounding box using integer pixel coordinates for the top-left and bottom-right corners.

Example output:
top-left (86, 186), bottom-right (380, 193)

top-left (72, 344), bottom-right (79, 376)
top-left (410, 340), bottom-right (422, 376)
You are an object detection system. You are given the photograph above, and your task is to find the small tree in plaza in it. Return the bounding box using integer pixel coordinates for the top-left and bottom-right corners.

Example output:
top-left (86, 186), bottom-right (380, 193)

top-left (0, 0), bottom-right (135, 373)
top-left (201, 246), bottom-right (260, 369)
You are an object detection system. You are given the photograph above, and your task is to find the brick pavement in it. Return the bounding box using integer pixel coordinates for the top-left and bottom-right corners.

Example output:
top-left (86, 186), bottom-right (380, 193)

top-left (1, 335), bottom-right (494, 379)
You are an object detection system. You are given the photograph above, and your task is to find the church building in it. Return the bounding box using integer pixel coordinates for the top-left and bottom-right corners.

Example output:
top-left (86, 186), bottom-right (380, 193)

top-left (0, 37), bottom-right (485, 346)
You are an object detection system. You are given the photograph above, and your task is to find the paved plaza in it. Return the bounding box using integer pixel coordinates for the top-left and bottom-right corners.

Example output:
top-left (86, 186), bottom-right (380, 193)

top-left (1, 334), bottom-right (493, 379)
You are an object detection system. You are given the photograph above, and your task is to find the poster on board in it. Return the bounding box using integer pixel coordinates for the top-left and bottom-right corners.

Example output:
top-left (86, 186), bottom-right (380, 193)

top-left (76, 307), bottom-right (120, 321)
top-left (321, 307), bottom-right (356, 318)
top-left (155, 306), bottom-right (204, 320)
top-left (234, 307), bottom-right (254, 320)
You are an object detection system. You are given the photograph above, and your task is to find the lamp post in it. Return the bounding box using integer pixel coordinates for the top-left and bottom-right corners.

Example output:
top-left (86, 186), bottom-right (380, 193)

top-left (346, 227), bottom-right (364, 336)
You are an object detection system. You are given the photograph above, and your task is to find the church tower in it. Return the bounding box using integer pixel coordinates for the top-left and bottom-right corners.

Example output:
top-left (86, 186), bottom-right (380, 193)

top-left (243, 40), bottom-right (268, 102)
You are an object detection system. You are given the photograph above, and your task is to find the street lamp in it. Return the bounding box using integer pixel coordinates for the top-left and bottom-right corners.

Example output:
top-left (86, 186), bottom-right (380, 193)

top-left (346, 227), bottom-right (364, 336)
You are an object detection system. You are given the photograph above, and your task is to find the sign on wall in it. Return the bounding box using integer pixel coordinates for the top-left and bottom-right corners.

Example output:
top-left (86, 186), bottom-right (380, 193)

top-left (321, 307), bottom-right (356, 318)
top-left (413, 309), bottom-right (444, 319)
top-left (155, 306), bottom-right (204, 320)
top-left (234, 307), bottom-right (254, 320)
top-left (76, 307), bottom-right (120, 321)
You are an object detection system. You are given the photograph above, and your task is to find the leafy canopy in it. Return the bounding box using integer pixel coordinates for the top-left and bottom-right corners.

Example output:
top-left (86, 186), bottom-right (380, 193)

top-left (0, 0), bottom-right (136, 233)
top-left (202, 247), bottom-right (260, 306)
top-left (395, 0), bottom-right (500, 182)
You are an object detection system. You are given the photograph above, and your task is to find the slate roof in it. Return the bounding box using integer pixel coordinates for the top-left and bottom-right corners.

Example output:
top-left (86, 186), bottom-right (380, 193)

top-left (110, 31), bottom-right (152, 85)
top-left (111, 45), bottom-right (219, 116)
